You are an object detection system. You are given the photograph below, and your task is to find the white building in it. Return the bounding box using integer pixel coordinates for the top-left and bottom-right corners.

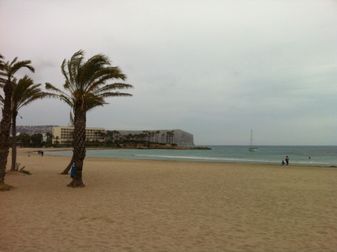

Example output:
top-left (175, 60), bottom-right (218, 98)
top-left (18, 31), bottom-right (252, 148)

top-left (52, 126), bottom-right (106, 144)
top-left (110, 129), bottom-right (194, 146)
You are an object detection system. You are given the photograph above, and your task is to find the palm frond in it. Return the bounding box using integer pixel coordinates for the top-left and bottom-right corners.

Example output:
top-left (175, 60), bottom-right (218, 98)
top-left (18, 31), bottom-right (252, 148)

top-left (93, 83), bottom-right (133, 95)
top-left (46, 82), bottom-right (67, 95)
top-left (17, 93), bottom-right (47, 109)
top-left (10, 75), bottom-right (49, 113)
top-left (61, 60), bottom-right (71, 88)
top-left (10, 57), bottom-right (18, 66)
top-left (12, 76), bottom-right (34, 102)
top-left (9, 60), bottom-right (34, 76)
top-left (66, 50), bottom-right (84, 89)
top-left (84, 67), bottom-right (127, 93)
top-left (69, 110), bottom-right (74, 125)
top-left (45, 82), bottom-right (73, 104)
top-left (11, 60), bottom-right (33, 72)
top-left (86, 98), bottom-right (106, 111)
top-left (52, 93), bottom-right (74, 107)
top-left (100, 92), bottom-right (133, 98)
top-left (0, 54), bottom-right (4, 71)
top-left (78, 54), bottom-right (111, 90)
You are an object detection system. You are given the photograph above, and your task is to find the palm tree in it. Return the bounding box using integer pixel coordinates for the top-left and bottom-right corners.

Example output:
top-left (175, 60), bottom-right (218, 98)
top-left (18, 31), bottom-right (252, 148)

top-left (0, 56), bottom-right (34, 190)
top-left (9, 76), bottom-right (48, 171)
top-left (169, 130), bottom-right (175, 144)
top-left (46, 50), bottom-right (132, 187)
top-left (155, 130), bottom-right (160, 143)
top-left (165, 130), bottom-right (175, 145)
top-left (112, 130), bottom-right (120, 143)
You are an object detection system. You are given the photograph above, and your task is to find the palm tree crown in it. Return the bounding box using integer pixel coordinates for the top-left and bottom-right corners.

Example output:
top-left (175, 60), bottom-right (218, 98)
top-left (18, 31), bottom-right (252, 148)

top-left (6, 76), bottom-right (49, 171)
top-left (11, 76), bottom-right (47, 111)
top-left (2, 57), bottom-right (34, 82)
top-left (46, 50), bottom-right (132, 112)
top-left (0, 76), bottom-right (47, 110)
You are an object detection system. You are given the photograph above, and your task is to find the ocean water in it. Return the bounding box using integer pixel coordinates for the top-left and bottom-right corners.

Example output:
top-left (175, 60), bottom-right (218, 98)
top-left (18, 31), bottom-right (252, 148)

top-left (47, 145), bottom-right (337, 166)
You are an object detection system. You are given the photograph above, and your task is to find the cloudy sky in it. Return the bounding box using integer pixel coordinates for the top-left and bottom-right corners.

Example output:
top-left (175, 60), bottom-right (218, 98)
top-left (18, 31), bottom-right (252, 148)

top-left (1, 0), bottom-right (337, 145)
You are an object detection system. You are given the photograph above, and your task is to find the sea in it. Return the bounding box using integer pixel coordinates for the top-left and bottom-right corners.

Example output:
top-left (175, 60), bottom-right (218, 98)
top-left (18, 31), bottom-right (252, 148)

top-left (46, 145), bottom-right (337, 167)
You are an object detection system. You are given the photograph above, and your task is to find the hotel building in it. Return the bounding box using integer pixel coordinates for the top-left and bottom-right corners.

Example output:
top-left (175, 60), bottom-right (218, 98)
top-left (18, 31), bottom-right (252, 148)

top-left (52, 126), bottom-right (106, 144)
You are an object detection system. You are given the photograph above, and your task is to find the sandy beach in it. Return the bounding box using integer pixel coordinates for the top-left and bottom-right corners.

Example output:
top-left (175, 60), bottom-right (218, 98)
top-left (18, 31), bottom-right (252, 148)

top-left (1, 148), bottom-right (337, 252)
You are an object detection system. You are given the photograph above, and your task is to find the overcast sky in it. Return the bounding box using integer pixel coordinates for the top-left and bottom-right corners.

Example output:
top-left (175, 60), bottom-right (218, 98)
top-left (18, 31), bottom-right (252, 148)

top-left (1, 0), bottom-right (337, 145)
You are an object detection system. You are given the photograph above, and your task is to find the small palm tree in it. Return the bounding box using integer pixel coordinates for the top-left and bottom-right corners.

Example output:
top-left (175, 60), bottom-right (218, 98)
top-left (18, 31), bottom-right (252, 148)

top-left (0, 56), bottom-right (34, 190)
top-left (46, 50), bottom-right (133, 187)
top-left (9, 76), bottom-right (48, 171)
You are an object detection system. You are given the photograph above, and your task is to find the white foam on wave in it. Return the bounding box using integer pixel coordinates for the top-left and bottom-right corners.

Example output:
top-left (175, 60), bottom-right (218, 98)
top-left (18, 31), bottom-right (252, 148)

top-left (134, 154), bottom-right (334, 166)
top-left (134, 154), bottom-right (277, 163)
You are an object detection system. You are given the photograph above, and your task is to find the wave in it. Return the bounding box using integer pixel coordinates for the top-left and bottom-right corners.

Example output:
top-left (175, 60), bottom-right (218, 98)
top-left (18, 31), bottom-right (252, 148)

top-left (46, 149), bottom-right (336, 166)
top-left (135, 154), bottom-right (278, 163)
top-left (134, 154), bottom-right (332, 166)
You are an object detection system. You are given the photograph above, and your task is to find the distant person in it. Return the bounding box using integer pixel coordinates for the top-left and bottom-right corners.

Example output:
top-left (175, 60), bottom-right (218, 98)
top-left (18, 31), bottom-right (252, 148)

top-left (285, 156), bottom-right (289, 165)
top-left (70, 162), bottom-right (77, 178)
top-left (281, 160), bottom-right (285, 166)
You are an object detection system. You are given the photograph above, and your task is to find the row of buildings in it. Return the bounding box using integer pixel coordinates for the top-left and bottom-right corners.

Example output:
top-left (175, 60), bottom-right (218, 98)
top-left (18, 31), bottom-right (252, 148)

top-left (17, 126), bottom-right (194, 147)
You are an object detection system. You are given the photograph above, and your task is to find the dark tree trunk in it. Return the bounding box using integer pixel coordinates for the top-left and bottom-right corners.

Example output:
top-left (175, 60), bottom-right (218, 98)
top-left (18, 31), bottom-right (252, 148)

top-left (0, 79), bottom-right (13, 190)
top-left (67, 108), bottom-right (86, 187)
top-left (60, 155), bottom-right (74, 175)
top-left (10, 111), bottom-right (17, 171)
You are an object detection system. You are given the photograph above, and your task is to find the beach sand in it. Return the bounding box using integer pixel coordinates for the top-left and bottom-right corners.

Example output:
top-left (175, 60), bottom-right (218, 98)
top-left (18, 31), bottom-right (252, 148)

top-left (1, 148), bottom-right (337, 252)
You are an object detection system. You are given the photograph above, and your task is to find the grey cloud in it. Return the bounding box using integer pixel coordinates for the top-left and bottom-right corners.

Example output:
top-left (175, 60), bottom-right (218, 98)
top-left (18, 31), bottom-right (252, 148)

top-left (1, 0), bottom-right (337, 145)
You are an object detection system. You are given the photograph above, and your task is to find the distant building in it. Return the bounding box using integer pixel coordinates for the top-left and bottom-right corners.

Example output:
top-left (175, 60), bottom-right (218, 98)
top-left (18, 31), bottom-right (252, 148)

top-left (52, 126), bottom-right (106, 144)
top-left (16, 125), bottom-right (194, 146)
top-left (109, 129), bottom-right (194, 146)
top-left (16, 125), bottom-right (56, 135)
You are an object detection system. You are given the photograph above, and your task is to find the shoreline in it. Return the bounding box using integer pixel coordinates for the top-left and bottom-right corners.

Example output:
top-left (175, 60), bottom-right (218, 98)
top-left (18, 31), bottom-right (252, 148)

top-left (36, 147), bottom-right (337, 169)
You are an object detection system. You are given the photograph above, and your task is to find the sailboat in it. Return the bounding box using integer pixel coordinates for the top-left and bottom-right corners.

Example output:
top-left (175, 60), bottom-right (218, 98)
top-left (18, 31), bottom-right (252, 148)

top-left (248, 129), bottom-right (258, 152)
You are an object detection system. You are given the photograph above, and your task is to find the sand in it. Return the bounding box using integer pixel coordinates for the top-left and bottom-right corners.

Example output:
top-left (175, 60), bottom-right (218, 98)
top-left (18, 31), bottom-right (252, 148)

top-left (1, 148), bottom-right (337, 252)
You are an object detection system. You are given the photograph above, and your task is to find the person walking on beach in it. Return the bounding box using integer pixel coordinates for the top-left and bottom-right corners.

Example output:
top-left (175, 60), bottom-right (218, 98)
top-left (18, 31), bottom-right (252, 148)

top-left (70, 162), bottom-right (77, 178)
top-left (285, 155), bottom-right (289, 165)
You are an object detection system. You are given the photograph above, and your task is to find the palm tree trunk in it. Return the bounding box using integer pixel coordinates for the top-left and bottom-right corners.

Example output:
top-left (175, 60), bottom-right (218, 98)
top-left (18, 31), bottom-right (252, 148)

top-left (0, 80), bottom-right (13, 190)
top-left (67, 108), bottom-right (86, 187)
top-left (10, 111), bottom-right (17, 171)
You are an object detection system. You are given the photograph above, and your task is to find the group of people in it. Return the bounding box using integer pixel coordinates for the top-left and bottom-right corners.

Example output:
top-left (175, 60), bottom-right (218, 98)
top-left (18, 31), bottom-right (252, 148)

top-left (281, 155), bottom-right (289, 166)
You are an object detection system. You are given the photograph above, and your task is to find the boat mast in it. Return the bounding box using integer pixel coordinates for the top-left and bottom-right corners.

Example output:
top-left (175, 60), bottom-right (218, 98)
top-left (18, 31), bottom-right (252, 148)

top-left (250, 129), bottom-right (253, 147)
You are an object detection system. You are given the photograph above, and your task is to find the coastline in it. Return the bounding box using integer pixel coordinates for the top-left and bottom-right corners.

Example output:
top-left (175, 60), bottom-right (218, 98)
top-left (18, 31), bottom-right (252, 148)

top-left (1, 148), bottom-right (337, 251)
top-left (39, 147), bottom-right (337, 169)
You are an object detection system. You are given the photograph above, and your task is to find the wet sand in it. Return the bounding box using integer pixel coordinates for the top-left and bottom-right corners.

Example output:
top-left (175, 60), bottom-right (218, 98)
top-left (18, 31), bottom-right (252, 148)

top-left (1, 148), bottom-right (337, 252)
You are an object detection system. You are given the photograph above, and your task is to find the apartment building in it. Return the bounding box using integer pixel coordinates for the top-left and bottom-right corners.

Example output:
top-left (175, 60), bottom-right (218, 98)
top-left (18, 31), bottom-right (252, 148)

top-left (52, 126), bottom-right (106, 144)
top-left (108, 129), bottom-right (194, 146)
